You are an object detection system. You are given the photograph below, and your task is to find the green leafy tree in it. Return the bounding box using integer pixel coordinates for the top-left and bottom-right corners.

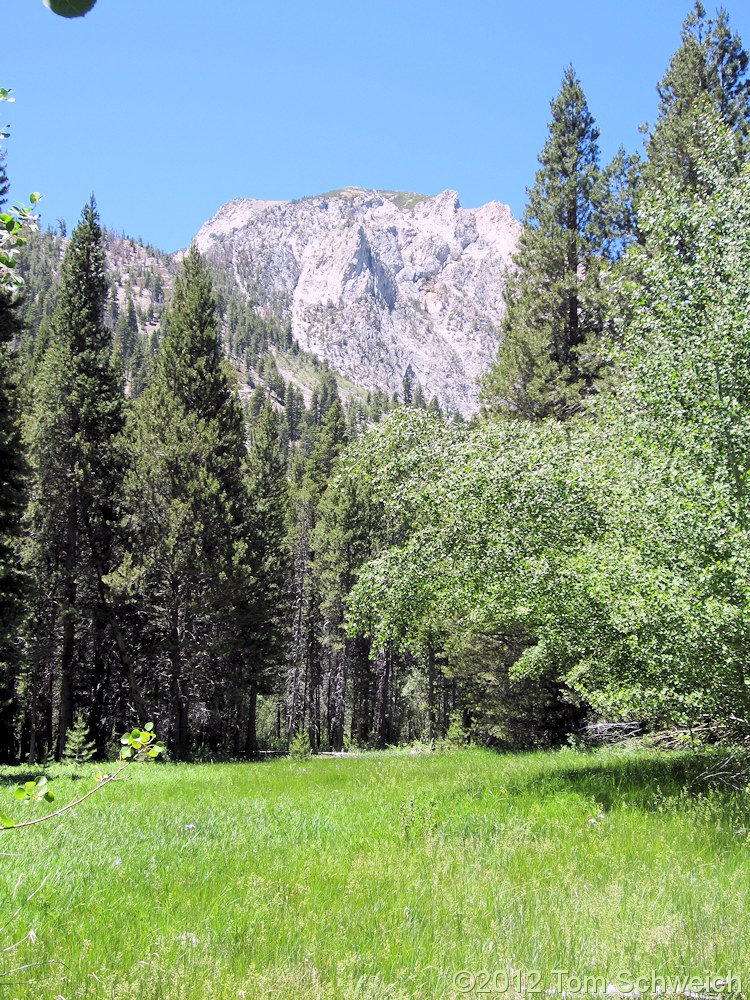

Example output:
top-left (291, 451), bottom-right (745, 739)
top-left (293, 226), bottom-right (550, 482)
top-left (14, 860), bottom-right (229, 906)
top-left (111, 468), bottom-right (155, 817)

top-left (0, 91), bottom-right (41, 296)
top-left (348, 116), bottom-right (750, 730)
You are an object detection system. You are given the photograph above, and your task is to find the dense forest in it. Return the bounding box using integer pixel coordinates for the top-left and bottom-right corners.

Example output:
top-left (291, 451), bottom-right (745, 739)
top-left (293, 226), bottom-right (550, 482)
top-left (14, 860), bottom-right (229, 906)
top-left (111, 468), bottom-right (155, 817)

top-left (1, 2), bottom-right (750, 762)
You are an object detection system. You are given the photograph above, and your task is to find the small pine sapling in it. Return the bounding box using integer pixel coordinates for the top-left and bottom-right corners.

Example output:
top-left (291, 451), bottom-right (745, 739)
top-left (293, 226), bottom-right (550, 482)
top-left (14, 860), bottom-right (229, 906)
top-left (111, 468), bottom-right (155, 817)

top-left (61, 713), bottom-right (97, 766)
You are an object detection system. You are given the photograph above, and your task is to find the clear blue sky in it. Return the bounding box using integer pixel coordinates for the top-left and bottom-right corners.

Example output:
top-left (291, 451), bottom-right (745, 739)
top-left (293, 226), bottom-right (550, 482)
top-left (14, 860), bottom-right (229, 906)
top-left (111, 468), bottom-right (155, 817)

top-left (3, 0), bottom-right (749, 253)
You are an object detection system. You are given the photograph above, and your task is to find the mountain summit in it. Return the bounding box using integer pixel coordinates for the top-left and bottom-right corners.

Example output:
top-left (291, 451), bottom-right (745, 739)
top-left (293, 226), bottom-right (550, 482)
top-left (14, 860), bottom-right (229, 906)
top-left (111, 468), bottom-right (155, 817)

top-left (195, 188), bottom-right (520, 413)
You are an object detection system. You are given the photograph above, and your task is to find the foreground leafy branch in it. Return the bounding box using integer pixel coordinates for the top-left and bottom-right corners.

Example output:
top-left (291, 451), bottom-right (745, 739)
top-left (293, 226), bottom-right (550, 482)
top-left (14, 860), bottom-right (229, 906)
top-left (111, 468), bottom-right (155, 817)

top-left (0, 88), bottom-right (40, 294)
top-left (0, 725), bottom-right (164, 831)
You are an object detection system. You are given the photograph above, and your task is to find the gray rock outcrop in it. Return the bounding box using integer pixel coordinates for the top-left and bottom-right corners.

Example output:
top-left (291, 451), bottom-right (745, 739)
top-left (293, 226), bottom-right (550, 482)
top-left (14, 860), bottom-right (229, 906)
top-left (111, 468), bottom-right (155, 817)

top-left (195, 187), bottom-right (520, 414)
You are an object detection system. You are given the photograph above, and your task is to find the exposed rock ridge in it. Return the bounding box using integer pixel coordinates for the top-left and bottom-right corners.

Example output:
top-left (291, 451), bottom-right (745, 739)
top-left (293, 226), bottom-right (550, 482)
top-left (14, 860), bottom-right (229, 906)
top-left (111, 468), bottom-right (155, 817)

top-left (195, 188), bottom-right (520, 413)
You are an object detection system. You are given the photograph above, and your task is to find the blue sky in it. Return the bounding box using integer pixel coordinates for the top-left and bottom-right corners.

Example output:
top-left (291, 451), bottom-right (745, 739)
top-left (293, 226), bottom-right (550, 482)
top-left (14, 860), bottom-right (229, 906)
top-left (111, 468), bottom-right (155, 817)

top-left (3, 0), bottom-right (750, 253)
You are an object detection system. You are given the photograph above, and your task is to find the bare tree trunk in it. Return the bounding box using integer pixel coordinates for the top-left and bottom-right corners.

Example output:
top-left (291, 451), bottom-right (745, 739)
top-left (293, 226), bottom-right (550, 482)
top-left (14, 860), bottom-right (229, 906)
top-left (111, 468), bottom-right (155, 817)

top-left (233, 694), bottom-right (243, 757)
top-left (307, 636), bottom-right (320, 752)
top-left (57, 501), bottom-right (78, 759)
top-left (90, 612), bottom-right (109, 755)
top-left (0, 663), bottom-right (16, 763)
top-left (330, 646), bottom-right (348, 752)
top-left (374, 645), bottom-right (391, 747)
top-left (427, 640), bottom-right (436, 742)
top-left (287, 521), bottom-right (309, 740)
top-left (245, 684), bottom-right (258, 755)
top-left (169, 576), bottom-right (188, 760)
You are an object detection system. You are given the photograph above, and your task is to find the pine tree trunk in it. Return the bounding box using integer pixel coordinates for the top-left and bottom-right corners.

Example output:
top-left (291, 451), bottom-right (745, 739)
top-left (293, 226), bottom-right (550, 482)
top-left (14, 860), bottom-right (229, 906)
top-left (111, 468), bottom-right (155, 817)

top-left (374, 646), bottom-right (391, 747)
top-left (232, 695), bottom-right (243, 757)
top-left (0, 666), bottom-right (15, 763)
top-left (245, 684), bottom-right (258, 755)
top-left (57, 512), bottom-right (78, 760)
top-left (330, 646), bottom-right (347, 752)
top-left (0, 563), bottom-right (19, 760)
top-left (82, 509), bottom-right (150, 725)
top-left (427, 640), bottom-right (436, 742)
top-left (170, 652), bottom-right (189, 761)
top-left (306, 639), bottom-right (319, 752)
top-left (169, 576), bottom-right (188, 760)
top-left (90, 612), bottom-right (108, 756)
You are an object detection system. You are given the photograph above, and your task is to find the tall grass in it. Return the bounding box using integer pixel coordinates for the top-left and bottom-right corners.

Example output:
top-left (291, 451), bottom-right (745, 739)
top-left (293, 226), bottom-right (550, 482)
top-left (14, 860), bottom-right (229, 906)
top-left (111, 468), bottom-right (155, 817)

top-left (0, 747), bottom-right (747, 998)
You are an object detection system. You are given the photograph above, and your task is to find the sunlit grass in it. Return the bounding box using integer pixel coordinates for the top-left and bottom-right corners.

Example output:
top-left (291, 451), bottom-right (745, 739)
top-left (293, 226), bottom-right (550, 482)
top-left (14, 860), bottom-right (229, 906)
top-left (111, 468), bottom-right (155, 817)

top-left (0, 747), bottom-right (748, 998)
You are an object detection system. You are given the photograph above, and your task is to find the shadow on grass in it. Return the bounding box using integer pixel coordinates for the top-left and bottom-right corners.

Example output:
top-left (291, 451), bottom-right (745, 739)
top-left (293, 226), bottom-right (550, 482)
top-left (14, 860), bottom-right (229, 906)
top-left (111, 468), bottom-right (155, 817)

top-left (0, 768), bottom-right (90, 786)
top-left (515, 749), bottom-right (746, 811)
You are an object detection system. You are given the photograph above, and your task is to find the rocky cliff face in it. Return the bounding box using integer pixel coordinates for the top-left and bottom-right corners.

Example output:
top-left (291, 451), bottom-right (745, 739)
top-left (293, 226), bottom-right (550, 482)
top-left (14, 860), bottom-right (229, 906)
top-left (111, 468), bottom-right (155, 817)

top-left (195, 188), bottom-right (520, 414)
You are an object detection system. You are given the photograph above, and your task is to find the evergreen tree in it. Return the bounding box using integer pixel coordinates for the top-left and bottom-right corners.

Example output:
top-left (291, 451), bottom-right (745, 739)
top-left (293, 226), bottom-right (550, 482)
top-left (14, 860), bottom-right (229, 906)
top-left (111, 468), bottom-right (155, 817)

top-left (25, 198), bottom-right (125, 758)
top-left (241, 401), bottom-right (291, 753)
top-left (402, 364), bottom-right (415, 406)
top-left (646, 2), bottom-right (750, 190)
top-left (480, 68), bottom-right (616, 421)
top-left (113, 292), bottom-right (138, 368)
top-left (305, 399), bottom-right (347, 498)
top-left (0, 154), bottom-right (26, 762)
top-left (427, 395), bottom-right (442, 417)
top-left (61, 711), bottom-right (97, 765)
top-left (314, 471), bottom-right (379, 750)
top-left (115, 244), bottom-right (253, 759)
top-left (286, 382), bottom-right (347, 749)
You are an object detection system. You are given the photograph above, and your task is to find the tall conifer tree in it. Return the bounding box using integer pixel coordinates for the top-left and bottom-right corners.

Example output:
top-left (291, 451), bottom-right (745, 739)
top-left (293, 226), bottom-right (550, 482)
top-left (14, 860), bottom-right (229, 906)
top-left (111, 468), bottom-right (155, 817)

top-left (0, 155), bottom-right (26, 762)
top-left (480, 68), bottom-right (616, 421)
top-left (26, 198), bottom-right (124, 757)
top-left (646, 2), bottom-right (750, 190)
top-left (286, 383), bottom-right (347, 748)
top-left (241, 400), bottom-right (290, 753)
top-left (116, 244), bottom-right (253, 759)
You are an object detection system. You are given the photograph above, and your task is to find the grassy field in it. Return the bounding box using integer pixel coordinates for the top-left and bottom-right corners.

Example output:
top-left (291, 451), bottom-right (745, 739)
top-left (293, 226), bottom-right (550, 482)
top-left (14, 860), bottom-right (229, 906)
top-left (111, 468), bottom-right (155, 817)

top-left (0, 747), bottom-right (748, 999)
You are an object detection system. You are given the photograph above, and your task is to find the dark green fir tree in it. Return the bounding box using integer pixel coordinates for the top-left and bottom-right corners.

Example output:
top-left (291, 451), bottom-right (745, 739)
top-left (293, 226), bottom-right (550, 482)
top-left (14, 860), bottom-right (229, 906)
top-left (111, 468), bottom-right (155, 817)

top-left (0, 154), bottom-right (27, 763)
top-left (480, 67), bottom-right (617, 421)
top-left (26, 198), bottom-right (124, 759)
top-left (241, 400), bottom-right (291, 753)
top-left (646, 2), bottom-right (750, 190)
top-left (115, 244), bottom-right (253, 759)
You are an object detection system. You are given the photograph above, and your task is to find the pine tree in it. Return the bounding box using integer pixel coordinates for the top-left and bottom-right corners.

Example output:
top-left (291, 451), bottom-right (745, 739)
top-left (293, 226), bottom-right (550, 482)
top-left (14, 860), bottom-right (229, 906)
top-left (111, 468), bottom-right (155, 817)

top-left (427, 395), bottom-right (442, 417)
top-left (25, 198), bottom-right (125, 759)
top-left (113, 292), bottom-right (138, 369)
top-left (413, 382), bottom-right (427, 409)
top-left (241, 400), bottom-right (291, 753)
top-left (402, 364), bottom-right (415, 406)
top-left (315, 470), bottom-right (380, 750)
top-left (0, 154), bottom-right (26, 763)
top-left (646, 2), bottom-right (750, 190)
top-left (61, 711), bottom-right (96, 765)
top-left (286, 382), bottom-right (347, 749)
top-left (480, 67), bottom-right (615, 421)
top-left (115, 244), bottom-right (253, 759)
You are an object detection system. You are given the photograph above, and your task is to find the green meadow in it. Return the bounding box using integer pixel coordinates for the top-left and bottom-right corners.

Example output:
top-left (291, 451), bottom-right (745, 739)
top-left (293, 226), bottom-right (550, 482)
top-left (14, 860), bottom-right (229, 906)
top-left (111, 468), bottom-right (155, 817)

top-left (0, 748), bottom-right (748, 999)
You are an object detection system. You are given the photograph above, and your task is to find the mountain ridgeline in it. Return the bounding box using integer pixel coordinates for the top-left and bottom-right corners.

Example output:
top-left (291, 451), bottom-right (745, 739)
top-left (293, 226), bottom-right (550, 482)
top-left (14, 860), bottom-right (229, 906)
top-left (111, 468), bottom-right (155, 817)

top-left (18, 188), bottom-right (520, 415)
top-left (195, 188), bottom-right (520, 414)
